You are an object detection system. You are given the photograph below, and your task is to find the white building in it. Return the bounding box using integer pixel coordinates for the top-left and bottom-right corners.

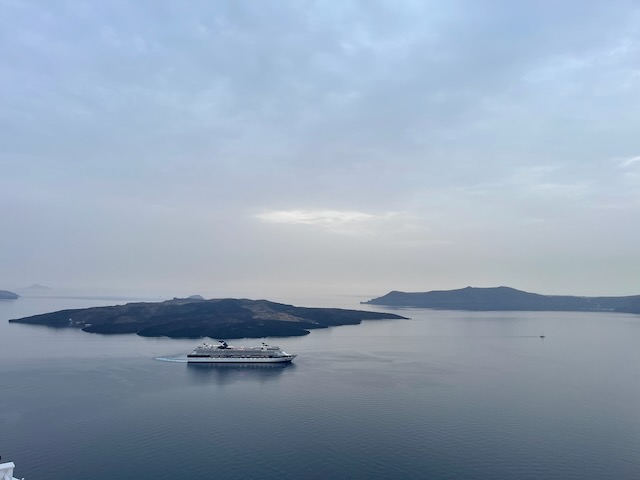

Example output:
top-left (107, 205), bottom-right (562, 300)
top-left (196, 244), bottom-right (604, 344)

top-left (0, 460), bottom-right (22, 480)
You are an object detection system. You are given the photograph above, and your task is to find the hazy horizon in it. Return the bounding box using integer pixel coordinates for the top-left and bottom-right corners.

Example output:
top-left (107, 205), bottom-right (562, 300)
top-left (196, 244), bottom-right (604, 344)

top-left (2, 1), bottom-right (640, 298)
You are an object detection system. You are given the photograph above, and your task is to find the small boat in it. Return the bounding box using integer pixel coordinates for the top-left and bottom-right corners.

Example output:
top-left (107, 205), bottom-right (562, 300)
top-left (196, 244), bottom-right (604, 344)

top-left (187, 340), bottom-right (296, 364)
top-left (540, 334), bottom-right (546, 338)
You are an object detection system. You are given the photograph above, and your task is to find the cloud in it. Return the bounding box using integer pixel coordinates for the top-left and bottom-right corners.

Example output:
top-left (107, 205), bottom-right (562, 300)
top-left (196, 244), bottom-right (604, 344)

top-left (618, 158), bottom-right (640, 186)
top-left (255, 209), bottom-right (381, 229)
top-left (2, 0), bottom-right (640, 294)
top-left (618, 155), bottom-right (640, 168)
top-left (257, 209), bottom-right (375, 225)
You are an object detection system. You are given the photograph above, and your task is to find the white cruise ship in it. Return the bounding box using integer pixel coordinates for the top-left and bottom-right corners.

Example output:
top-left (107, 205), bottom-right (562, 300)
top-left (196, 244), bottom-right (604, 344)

top-left (187, 341), bottom-right (296, 363)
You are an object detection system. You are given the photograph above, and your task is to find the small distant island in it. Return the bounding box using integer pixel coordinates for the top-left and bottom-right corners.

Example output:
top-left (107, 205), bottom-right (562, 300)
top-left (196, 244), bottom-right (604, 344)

top-left (22, 283), bottom-right (51, 291)
top-left (9, 297), bottom-right (407, 338)
top-left (0, 290), bottom-right (19, 299)
top-left (363, 286), bottom-right (640, 314)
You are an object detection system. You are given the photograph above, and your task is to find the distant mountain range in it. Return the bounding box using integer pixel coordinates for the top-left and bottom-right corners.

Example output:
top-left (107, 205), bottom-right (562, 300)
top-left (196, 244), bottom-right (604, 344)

top-left (363, 286), bottom-right (640, 314)
top-left (0, 290), bottom-right (19, 299)
top-left (9, 297), bottom-right (407, 339)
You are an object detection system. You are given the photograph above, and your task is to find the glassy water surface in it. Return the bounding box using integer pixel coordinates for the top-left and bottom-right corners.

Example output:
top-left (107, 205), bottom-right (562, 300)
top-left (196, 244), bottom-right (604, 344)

top-left (1, 295), bottom-right (639, 479)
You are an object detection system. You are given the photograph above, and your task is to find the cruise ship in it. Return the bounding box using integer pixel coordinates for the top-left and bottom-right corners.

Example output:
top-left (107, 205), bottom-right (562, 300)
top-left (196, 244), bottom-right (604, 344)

top-left (187, 341), bottom-right (296, 363)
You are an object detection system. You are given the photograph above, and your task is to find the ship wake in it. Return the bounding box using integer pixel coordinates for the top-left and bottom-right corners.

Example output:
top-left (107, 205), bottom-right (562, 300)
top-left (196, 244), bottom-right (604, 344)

top-left (155, 355), bottom-right (189, 363)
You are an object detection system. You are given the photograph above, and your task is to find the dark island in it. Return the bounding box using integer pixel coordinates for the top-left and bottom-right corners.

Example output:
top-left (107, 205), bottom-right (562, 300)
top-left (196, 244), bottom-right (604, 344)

top-left (0, 290), bottom-right (19, 299)
top-left (9, 297), bottom-right (407, 338)
top-left (363, 286), bottom-right (640, 314)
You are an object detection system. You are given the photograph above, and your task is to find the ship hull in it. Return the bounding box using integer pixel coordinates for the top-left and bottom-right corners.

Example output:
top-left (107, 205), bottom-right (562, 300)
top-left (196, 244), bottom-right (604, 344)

top-left (187, 355), bottom-right (296, 364)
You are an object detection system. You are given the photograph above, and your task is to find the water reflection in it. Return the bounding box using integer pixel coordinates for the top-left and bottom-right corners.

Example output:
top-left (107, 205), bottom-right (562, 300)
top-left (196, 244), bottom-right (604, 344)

top-left (186, 362), bottom-right (294, 384)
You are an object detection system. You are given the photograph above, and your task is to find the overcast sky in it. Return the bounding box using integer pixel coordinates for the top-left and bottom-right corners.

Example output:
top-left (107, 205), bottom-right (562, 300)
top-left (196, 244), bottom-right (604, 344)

top-left (1, 0), bottom-right (640, 299)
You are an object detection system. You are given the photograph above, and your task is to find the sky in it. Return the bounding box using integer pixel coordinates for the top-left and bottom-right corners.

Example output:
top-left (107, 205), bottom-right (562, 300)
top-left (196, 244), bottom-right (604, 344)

top-left (1, 0), bottom-right (640, 299)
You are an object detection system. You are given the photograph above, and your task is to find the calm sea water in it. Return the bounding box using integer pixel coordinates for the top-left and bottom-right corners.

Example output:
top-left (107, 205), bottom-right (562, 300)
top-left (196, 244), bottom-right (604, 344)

top-left (1, 295), bottom-right (639, 480)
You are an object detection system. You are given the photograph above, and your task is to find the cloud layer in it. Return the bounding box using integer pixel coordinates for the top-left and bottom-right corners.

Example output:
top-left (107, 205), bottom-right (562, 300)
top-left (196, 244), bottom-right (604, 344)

top-left (2, 0), bottom-right (640, 298)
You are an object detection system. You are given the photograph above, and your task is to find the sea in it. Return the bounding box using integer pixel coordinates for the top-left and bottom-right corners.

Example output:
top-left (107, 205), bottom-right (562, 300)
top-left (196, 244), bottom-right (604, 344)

top-left (1, 294), bottom-right (639, 480)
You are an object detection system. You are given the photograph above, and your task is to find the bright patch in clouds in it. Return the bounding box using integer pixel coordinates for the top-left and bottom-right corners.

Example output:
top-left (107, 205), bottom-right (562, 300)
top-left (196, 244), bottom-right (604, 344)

top-left (255, 209), bottom-right (422, 238)
top-left (256, 209), bottom-right (375, 226)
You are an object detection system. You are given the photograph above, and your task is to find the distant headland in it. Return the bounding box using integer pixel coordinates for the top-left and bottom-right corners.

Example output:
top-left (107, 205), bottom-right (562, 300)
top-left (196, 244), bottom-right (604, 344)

top-left (363, 286), bottom-right (640, 313)
top-left (9, 297), bottom-right (407, 339)
top-left (17, 284), bottom-right (52, 294)
top-left (0, 290), bottom-right (19, 300)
